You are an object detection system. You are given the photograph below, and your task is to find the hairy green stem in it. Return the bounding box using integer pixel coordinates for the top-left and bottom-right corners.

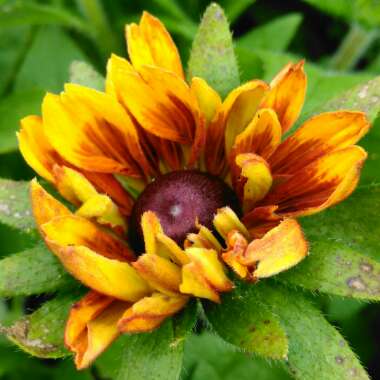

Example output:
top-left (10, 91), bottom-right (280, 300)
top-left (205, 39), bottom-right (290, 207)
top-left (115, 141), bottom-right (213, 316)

top-left (330, 23), bottom-right (378, 71)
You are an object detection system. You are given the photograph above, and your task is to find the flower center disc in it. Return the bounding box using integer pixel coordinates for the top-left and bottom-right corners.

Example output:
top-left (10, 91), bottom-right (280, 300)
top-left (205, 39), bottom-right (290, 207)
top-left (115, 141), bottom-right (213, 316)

top-left (129, 170), bottom-right (241, 253)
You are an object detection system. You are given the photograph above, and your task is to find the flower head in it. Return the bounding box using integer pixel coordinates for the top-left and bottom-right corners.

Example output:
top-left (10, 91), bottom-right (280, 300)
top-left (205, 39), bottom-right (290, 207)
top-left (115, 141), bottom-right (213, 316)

top-left (18, 11), bottom-right (370, 369)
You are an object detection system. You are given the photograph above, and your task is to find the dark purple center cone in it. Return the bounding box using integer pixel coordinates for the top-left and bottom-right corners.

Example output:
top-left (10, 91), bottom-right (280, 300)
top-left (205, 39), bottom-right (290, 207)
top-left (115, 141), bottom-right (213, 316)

top-left (129, 170), bottom-right (241, 253)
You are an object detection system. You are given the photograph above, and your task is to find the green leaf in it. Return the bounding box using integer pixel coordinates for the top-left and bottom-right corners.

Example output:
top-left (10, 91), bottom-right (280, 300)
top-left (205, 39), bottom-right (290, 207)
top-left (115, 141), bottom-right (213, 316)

top-left (14, 26), bottom-right (87, 93)
top-left (0, 243), bottom-right (73, 297)
top-left (2, 290), bottom-right (82, 358)
top-left (308, 75), bottom-right (380, 123)
top-left (219, 0), bottom-right (256, 23)
top-left (0, 178), bottom-right (35, 232)
top-left (0, 2), bottom-right (91, 34)
top-left (236, 13), bottom-right (302, 52)
top-left (204, 282), bottom-right (288, 360)
top-left (115, 320), bottom-right (184, 380)
top-left (182, 332), bottom-right (291, 380)
top-left (302, 0), bottom-right (380, 29)
top-left (188, 3), bottom-right (240, 98)
top-left (0, 89), bottom-right (44, 154)
top-left (69, 60), bottom-right (104, 91)
top-left (279, 184), bottom-right (380, 299)
top-left (236, 282), bottom-right (369, 380)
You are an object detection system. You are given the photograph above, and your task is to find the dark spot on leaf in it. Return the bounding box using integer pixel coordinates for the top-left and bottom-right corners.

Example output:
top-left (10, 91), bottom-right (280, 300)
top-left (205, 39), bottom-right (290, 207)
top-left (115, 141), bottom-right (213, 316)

top-left (346, 276), bottom-right (367, 291)
top-left (335, 355), bottom-right (345, 365)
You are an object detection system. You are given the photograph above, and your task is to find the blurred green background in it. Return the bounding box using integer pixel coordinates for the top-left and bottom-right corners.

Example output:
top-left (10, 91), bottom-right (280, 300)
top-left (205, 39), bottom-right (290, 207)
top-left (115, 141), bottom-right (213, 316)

top-left (1, 0), bottom-right (380, 379)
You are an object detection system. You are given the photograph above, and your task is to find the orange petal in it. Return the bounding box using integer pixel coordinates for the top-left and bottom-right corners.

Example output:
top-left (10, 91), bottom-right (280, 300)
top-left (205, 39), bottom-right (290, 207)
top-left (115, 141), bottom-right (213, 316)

top-left (263, 146), bottom-right (368, 217)
top-left (133, 254), bottom-right (182, 296)
top-left (117, 293), bottom-right (188, 333)
top-left (269, 111), bottom-right (371, 175)
top-left (40, 214), bottom-right (133, 261)
top-left (261, 61), bottom-right (306, 133)
top-left (242, 205), bottom-right (281, 239)
top-left (65, 291), bottom-right (129, 369)
top-left (235, 153), bottom-right (273, 212)
top-left (126, 11), bottom-right (184, 78)
top-left (30, 179), bottom-right (70, 228)
top-left (179, 247), bottom-right (233, 302)
top-left (240, 219), bottom-right (308, 278)
top-left (231, 108), bottom-right (282, 160)
top-left (18, 115), bottom-right (62, 182)
top-left (42, 91), bottom-right (140, 176)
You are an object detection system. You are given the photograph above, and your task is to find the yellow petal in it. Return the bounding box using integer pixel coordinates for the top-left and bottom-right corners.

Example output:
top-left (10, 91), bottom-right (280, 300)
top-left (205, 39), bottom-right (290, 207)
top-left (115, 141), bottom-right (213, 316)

top-left (185, 224), bottom-right (223, 252)
top-left (30, 179), bottom-right (70, 228)
top-left (180, 247), bottom-right (233, 302)
top-left (65, 292), bottom-right (129, 369)
top-left (18, 115), bottom-right (60, 182)
top-left (240, 219), bottom-right (308, 278)
top-left (126, 11), bottom-right (184, 78)
top-left (261, 60), bottom-right (306, 133)
top-left (213, 207), bottom-right (250, 240)
top-left (190, 77), bottom-right (222, 123)
top-left (235, 153), bottom-right (273, 212)
top-left (224, 80), bottom-right (269, 155)
top-left (133, 254), bottom-right (182, 296)
top-left (118, 293), bottom-right (188, 333)
top-left (263, 146), bottom-right (368, 217)
top-left (269, 111), bottom-right (371, 175)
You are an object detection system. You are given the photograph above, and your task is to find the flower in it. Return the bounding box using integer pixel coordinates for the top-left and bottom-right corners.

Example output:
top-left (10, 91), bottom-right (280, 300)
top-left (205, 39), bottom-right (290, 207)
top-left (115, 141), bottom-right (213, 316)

top-left (18, 11), bottom-right (370, 369)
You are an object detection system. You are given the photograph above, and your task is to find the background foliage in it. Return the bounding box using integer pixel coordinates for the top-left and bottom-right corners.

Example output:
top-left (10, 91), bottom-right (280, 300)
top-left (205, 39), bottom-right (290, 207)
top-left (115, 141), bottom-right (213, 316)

top-left (1, 0), bottom-right (380, 379)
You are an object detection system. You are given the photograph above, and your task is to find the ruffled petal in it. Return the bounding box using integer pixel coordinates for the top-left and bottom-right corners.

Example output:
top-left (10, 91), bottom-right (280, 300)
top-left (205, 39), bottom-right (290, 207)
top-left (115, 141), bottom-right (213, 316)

top-left (126, 11), bottom-right (184, 78)
top-left (213, 207), bottom-right (250, 240)
top-left (235, 153), bottom-right (273, 212)
top-left (263, 146), bottom-right (368, 217)
top-left (261, 61), bottom-right (306, 133)
top-left (179, 247), bottom-right (233, 302)
top-left (65, 291), bottom-right (129, 369)
top-left (269, 111), bottom-right (370, 175)
top-left (117, 293), bottom-right (188, 333)
top-left (240, 219), bottom-right (308, 278)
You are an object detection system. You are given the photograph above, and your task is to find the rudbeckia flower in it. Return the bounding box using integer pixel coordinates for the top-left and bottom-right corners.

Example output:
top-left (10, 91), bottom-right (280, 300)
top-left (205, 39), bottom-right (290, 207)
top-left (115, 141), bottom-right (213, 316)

top-left (18, 11), bottom-right (370, 370)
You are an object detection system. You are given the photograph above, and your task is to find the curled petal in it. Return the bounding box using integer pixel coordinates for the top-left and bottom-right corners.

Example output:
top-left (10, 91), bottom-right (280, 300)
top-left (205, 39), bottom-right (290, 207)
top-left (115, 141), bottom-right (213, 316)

top-left (190, 77), bottom-right (222, 123)
top-left (18, 116), bottom-right (62, 182)
top-left (235, 153), bottom-right (273, 212)
top-left (179, 248), bottom-right (233, 302)
top-left (263, 146), bottom-right (368, 217)
top-left (213, 207), bottom-right (250, 240)
top-left (126, 11), bottom-right (184, 78)
top-left (118, 293), bottom-right (188, 333)
top-left (30, 179), bottom-right (70, 228)
top-left (240, 219), bottom-right (308, 278)
top-left (133, 254), bottom-right (182, 296)
top-left (261, 61), bottom-right (306, 133)
top-left (185, 224), bottom-right (223, 251)
top-left (54, 166), bottom-right (126, 233)
top-left (269, 111), bottom-right (371, 175)
top-left (231, 108), bottom-right (282, 160)
top-left (65, 291), bottom-right (129, 369)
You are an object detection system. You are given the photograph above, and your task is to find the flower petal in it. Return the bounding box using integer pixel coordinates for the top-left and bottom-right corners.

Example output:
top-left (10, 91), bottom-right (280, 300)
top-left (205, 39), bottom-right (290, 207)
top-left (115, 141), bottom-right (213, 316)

top-left (42, 91), bottom-right (140, 176)
top-left (263, 145), bottom-right (368, 217)
top-left (269, 111), bottom-right (370, 175)
top-left (213, 207), bottom-right (250, 240)
top-left (30, 179), bottom-right (70, 228)
top-left (241, 218), bottom-right (308, 278)
top-left (133, 254), bottom-right (182, 296)
top-left (231, 108), bottom-right (282, 160)
top-left (117, 293), bottom-right (188, 333)
top-left (235, 153), bottom-right (273, 212)
top-left (18, 115), bottom-right (62, 183)
top-left (261, 61), bottom-right (306, 133)
top-left (65, 291), bottom-right (129, 369)
top-left (179, 247), bottom-right (233, 302)
top-left (126, 11), bottom-right (184, 79)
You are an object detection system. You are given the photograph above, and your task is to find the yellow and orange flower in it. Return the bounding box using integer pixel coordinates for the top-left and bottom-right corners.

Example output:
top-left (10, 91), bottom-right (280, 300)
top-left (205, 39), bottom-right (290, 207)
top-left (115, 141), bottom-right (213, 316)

top-left (18, 12), bottom-right (370, 369)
